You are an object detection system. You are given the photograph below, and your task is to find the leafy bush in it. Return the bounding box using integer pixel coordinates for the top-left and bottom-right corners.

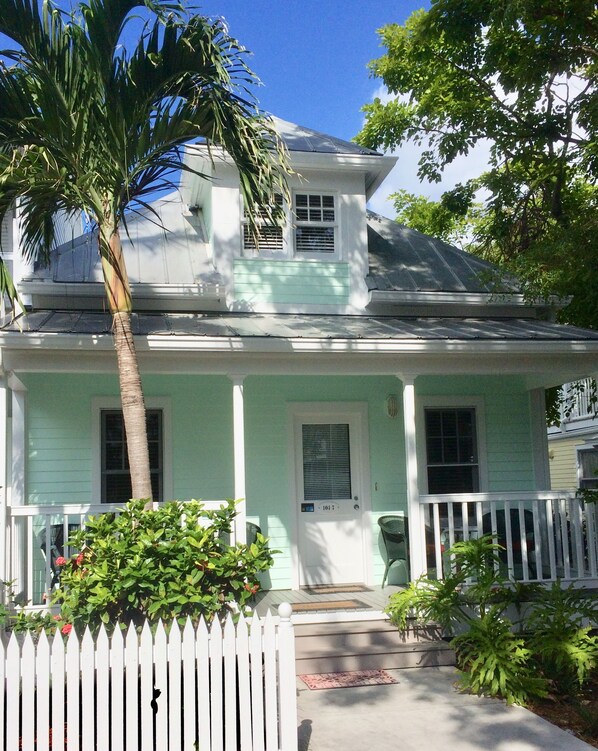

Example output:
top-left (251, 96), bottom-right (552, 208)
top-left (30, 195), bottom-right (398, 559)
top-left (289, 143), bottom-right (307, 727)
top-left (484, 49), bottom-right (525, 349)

top-left (526, 584), bottom-right (598, 694)
top-left (52, 499), bottom-right (274, 632)
top-left (452, 607), bottom-right (547, 706)
top-left (386, 535), bottom-right (597, 705)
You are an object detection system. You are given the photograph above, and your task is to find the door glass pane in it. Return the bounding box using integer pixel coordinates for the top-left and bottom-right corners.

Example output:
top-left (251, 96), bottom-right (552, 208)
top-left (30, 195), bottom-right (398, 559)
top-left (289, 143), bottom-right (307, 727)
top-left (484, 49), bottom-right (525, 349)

top-left (302, 423), bottom-right (351, 501)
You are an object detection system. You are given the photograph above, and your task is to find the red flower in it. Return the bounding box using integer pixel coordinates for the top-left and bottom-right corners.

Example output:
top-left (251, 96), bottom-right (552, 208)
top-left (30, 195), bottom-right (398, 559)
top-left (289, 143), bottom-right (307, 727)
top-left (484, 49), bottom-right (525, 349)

top-left (56, 556), bottom-right (66, 566)
top-left (61, 623), bottom-right (72, 635)
top-left (75, 553), bottom-right (84, 566)
top-left (52, 614), bottom-right (62, 621)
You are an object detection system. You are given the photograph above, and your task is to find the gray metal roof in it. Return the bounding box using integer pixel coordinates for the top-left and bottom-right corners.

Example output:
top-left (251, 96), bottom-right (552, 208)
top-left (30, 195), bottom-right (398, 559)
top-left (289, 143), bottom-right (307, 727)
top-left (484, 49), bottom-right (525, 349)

top-left (272, 117), bottom-right (380, 157)
top-left (4, 310), bottom-right (598, 342)
top-left (26, 194), bottom-right (221, 286)
top-left (366, 212), bottom-right (520, 294)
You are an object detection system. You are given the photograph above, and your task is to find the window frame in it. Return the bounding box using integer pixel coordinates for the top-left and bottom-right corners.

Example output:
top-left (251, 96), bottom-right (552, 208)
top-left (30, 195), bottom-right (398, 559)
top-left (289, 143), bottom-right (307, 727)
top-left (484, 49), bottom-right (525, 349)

top-left (91, 396), bottom-right (172, 503)
top-left (240, 193), bottom-right (290, 259)
top-left (416, 395), bottom-right (488, 494)
top-left (577, 445), bottom-right (598, 489)
top-left (293, 190), bottom-right (338, 259)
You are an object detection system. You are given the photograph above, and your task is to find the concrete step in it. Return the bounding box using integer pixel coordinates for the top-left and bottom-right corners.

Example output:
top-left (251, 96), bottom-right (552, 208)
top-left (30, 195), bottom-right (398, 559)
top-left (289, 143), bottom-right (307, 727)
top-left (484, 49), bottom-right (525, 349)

top-left (294, 619), bottom-right (455, 673)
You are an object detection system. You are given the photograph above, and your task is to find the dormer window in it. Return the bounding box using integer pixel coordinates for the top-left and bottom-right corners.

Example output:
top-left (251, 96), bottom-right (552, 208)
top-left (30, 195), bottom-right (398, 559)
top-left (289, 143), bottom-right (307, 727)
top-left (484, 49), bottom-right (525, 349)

top-left (240, 191), bottom-right (339, 259)
top-left (242, 194), bottom-right (286, 257)
top-left (294, 193), bottom-right (336, 256)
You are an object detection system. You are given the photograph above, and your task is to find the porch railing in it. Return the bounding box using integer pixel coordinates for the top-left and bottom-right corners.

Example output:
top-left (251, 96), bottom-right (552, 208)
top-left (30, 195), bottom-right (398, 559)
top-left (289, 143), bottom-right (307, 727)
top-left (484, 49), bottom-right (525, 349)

top-left (5, 500), bottom-right (227, 608)
top-left (418, 491), bottom-right (598, 584)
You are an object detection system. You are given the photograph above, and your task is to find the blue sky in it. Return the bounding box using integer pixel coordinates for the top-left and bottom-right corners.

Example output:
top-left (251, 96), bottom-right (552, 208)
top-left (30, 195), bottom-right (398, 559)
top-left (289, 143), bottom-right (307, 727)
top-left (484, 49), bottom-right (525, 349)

top-left (197, 1), bottom-right (426, 143)
top-left (196, 1), bottom-right (490, 216)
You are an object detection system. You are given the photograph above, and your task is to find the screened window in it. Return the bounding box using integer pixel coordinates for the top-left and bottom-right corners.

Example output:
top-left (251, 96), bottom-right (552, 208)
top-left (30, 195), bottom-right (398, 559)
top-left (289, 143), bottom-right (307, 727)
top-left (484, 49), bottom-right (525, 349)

top-left (242, 194), bottom-right (285, 255)
top-left (101, 410), bottom-right (163, 503)
top-left (579, 448), bottom-right (598, 489)
top-left (425, 408), bottom-right (479, 494)
top-left (294, 193), bottom-right (336, 255)
top-left (302, 423), bottom-right (351, 501)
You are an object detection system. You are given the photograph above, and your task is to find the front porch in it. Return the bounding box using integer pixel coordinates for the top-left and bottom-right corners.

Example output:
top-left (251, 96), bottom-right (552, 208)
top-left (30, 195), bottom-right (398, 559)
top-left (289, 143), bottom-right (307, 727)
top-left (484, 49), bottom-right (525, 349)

top-left (4, 488), bottom-right (598, 612)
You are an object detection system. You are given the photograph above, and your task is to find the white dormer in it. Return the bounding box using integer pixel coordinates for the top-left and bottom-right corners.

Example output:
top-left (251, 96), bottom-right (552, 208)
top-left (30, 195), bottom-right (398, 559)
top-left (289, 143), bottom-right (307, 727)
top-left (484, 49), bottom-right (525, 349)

top-left (181, 118), bottom-right (396, 314)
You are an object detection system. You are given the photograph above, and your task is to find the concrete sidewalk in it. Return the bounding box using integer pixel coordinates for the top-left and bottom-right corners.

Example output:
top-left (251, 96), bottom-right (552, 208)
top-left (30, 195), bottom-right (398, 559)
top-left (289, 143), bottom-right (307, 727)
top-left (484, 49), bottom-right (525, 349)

top-left (297, 667), bottom-right (595, 751)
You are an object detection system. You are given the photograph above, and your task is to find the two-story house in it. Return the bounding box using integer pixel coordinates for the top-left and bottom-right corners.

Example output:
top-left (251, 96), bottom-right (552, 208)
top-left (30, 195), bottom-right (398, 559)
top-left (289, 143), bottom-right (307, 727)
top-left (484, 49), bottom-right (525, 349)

top-left (2, 117), bottom-right (598, 607)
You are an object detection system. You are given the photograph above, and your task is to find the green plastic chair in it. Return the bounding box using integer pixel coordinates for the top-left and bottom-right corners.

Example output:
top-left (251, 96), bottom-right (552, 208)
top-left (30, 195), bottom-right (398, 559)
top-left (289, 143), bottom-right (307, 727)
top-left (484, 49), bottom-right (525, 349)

top-left (378, 515), bottom-right (409, 587)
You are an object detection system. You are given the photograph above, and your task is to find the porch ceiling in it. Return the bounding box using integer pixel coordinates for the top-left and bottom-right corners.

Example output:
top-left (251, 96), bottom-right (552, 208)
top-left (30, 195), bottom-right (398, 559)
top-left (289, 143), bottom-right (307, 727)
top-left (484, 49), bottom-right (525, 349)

top-left (1, 310), bottom-right (598, 388)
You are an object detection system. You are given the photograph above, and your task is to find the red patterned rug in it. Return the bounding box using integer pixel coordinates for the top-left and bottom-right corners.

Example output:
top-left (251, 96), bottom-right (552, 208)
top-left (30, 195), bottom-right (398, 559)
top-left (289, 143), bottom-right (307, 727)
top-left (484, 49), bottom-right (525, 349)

top-left (299, 670), bottom-right (398, 690)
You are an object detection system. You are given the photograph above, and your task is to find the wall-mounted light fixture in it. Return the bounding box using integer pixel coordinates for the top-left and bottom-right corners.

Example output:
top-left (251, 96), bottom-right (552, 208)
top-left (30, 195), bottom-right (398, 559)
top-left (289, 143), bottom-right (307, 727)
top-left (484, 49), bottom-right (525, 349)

top-left (385, 394), bottom-right (399, 419)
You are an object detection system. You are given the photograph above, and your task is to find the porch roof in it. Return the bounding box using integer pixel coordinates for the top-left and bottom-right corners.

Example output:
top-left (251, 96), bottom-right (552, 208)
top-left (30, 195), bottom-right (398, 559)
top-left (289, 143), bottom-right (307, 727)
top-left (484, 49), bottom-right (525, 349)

top-left (3, 309), bottom-right (598, 343)
top-left (2, 311), bottom-right (597, 388)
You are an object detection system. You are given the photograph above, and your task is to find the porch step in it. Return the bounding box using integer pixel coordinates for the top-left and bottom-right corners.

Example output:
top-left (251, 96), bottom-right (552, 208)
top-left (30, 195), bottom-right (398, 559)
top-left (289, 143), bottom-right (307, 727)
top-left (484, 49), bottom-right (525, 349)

top-left (294, 619), bottom-right (455, 673)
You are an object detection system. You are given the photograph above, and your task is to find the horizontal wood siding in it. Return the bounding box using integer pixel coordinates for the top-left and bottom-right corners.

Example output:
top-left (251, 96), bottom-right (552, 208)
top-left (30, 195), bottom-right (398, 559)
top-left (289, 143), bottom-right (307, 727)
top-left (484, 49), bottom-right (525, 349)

top-left (549, 436), bottom-right (579, 490)
top-left (234, 259), bottom-right (350, 305)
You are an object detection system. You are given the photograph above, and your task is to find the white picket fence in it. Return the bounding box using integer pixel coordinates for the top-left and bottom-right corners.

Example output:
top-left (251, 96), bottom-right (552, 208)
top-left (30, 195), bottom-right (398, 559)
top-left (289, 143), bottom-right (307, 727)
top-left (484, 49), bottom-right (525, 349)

top-left (0, 604), bottom-right (298, 751)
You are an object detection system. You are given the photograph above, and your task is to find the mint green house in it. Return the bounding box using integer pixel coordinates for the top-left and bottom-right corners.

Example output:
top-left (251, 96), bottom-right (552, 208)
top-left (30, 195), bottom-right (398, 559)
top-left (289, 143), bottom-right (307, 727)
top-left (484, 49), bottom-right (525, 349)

top-left (2, 118), bottom-right (598, 604)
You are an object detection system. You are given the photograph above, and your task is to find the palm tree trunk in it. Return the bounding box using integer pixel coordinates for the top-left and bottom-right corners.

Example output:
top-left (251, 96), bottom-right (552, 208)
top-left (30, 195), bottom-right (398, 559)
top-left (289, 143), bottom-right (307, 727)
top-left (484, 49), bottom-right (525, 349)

top-left (112, 310), bottom-right (153, 502)
top-left (101, 221), bottom-right (153, 503)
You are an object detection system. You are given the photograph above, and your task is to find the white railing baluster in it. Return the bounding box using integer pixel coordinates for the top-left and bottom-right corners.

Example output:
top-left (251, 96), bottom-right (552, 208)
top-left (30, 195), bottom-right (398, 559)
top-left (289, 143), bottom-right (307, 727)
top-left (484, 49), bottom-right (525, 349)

top-left (432, 504), bottom-right (443, 578)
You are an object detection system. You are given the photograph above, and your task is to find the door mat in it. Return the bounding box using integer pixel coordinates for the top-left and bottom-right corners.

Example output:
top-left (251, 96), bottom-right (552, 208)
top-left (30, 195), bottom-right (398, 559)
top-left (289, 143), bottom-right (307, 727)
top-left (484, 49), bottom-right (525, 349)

top-left (302, 584), bottom-right (372, 595)
top-left (291, 599), bottom-right (368, 612)
top-left (299, 670), bottom-right (397, 690)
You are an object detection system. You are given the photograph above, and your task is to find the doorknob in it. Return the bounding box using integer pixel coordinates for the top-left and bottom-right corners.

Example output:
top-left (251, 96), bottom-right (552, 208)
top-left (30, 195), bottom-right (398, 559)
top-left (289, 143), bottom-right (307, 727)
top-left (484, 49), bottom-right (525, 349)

top-left (354, 503), bottom-right (360, 510)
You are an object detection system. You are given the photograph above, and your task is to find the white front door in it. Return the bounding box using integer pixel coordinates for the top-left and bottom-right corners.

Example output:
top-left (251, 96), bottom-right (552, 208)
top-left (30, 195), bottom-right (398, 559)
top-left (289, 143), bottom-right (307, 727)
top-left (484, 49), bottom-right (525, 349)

top-left (293, 406), bottom-right (368, 586)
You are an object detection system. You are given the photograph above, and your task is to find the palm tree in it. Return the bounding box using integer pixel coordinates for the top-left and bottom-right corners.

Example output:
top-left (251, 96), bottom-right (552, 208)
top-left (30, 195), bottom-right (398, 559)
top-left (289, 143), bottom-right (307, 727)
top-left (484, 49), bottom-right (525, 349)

top-left (0, 0), bottom-right (287, 501)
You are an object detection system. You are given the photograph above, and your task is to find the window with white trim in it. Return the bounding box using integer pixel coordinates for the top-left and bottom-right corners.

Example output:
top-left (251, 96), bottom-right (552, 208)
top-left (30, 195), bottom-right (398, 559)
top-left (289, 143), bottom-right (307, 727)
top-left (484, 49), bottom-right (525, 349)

top-left (578, 447), bottom-right (598, 489)
top-left (424, 407), bottom-right (480, 493)
top-left (241, 194), bottom-right (286, 257)
top-left (101, 409), bottom-right (163, 503)
top-left (294, 192), bottom-right (336, 256)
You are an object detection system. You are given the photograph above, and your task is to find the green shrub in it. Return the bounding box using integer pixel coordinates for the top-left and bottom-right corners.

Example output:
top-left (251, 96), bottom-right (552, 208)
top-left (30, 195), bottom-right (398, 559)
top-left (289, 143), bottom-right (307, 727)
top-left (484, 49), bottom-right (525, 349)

top-left (452, 607), bottom-right (548, 705)
top-left (52, 499), bottom-right (275, 632)
top-left (386, 535), bottom-right (598, 706)
top-left (526, 583), bottom-right (598, 693)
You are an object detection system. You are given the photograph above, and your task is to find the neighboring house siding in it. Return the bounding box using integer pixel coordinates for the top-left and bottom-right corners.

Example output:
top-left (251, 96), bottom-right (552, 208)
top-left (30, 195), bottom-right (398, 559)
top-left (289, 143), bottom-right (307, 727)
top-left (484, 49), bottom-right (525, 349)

top-left (549, 436), bottom-right (580, 490)
top-left (233, 259), bottom-right (350, 306)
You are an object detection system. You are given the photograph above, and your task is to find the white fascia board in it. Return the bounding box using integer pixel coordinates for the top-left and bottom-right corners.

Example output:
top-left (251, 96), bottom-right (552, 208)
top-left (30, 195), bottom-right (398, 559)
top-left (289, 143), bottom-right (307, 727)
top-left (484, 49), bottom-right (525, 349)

top-left (186, 143), bottom-right (397, 201)
top-left (369, 290), bottom-right (568, 310)
top-left (370, 290), bottom-right (527, 306)
top-left (3, 331), bottom-right (598, 357)
top-left (20, 281), bottom-right (223, 301)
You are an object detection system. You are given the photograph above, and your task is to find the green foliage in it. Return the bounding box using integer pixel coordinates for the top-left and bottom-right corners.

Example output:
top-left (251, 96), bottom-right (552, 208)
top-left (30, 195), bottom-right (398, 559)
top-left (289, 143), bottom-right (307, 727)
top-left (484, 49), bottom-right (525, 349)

top-left (453, 608), bottom-right (548, 706)
top-left (357, 0), bottom-right (598, 330)
top-left (387, 536), bottom-right (597, 706)
top-left (52, 499), bottom-right (275, 632)
top-left (526, 583), bottom-right (598, 693)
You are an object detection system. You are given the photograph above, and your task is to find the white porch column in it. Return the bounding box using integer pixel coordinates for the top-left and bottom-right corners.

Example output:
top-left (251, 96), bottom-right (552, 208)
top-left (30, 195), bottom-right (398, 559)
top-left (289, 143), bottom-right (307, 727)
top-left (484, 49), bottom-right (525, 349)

top-left (530, 388), bottom-right (551, 490)
top-left (230, 375), bottom-right (247, 544)
top-left (8, 372), bottom-right (26, 599)
top-left (0, 376), bottom-right (7, 591)
top-left (400, 375), bottom-right (425, 579)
